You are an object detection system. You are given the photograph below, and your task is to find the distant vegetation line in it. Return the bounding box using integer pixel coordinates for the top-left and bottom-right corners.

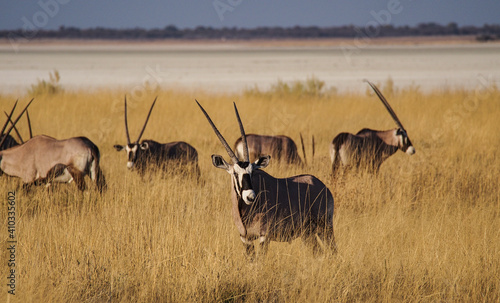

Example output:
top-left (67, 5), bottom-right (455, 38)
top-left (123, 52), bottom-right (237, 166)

top-left (2, 22), bottom-right (500, 41)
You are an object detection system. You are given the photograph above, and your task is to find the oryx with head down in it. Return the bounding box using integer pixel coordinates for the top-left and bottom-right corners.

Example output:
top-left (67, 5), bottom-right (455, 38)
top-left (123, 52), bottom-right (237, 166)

top-left (0, 100), bottom-right (107, 192)
top-left (197, 100), bottom-right (336, 258)
top-left (330, 80), bottom-right (415, 175)
top-left (113, 97), bottom-right (199, 177)
top-left (234, 134), bottom-right (303, 165)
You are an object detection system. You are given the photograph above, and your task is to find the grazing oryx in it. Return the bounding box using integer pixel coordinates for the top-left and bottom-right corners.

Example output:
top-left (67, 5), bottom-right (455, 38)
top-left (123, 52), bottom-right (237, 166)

top-left (113, 97), bottom-right (199, 176)
top-left (197, 100), bottom-right (336, 258)
top-left (234, 134), bottom-right (303, 165)
top-left (330, 80), bottom-right (416, 175)
top-left (0, 100), bottom-right (107, 192)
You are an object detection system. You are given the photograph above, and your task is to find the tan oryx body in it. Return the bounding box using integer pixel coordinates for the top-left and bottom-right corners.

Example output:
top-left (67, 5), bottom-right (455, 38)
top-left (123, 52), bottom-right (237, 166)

top-left (234, 134), bottom-right (303, 165)
top-left (0, 135), bottom-right (106, 192)
top-left (330, 80), bottom-right (415, 174)
top-left (197, 100), bottom-right (336, 258)
top-left (113, 97), bottom-right (199, 176)
top-left (1, 99), bottom-right (105, 192)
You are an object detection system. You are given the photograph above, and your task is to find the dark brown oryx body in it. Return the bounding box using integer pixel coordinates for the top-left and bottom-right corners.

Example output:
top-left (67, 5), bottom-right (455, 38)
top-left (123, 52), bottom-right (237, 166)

top-left (197, 100), bottom-right (336, 258)
top-left (234, 134), bottom-right (303, 165)
top-left (330, 80), bottom-right (415, 174)
top-left (0, 100), bottom-right (106, 192)
top-left (114, 97), bottom-right (199, 176)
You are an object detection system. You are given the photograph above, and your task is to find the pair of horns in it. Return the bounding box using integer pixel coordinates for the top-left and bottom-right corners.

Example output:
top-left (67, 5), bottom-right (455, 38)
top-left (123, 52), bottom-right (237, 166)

top-left (3, 109), bottom-right (32, 144)
top-left (0, 99), bottom-right (34, 148)
top-left (124, 96), bottom-right (157, 145)
top-left (196, 100), bottom-right (249, 164)
top-left (364, 80), bottom-right (406, 131)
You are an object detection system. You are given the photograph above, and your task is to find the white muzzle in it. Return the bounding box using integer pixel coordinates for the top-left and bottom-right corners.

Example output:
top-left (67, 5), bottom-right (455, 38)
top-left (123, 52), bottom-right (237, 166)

top-left (242, 189), bottom-right (256, 205)
top-left (406, 146), bottom-right (416, 155)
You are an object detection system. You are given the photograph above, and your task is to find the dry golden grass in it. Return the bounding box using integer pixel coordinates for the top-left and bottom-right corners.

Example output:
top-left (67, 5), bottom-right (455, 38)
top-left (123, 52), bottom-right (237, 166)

top-left (1, 82), bottom-right (499, 302)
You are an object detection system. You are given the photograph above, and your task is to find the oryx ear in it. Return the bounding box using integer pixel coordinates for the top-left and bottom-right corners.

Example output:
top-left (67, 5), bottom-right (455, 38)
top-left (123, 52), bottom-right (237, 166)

top-left (113, 145), bottom-right (125, 151)
top-left (140, 142), bottom-right (149, 150)
top-left (254, 155), bottom-right (270, 169)
top-left (211, 154), bottom-right (230, 170)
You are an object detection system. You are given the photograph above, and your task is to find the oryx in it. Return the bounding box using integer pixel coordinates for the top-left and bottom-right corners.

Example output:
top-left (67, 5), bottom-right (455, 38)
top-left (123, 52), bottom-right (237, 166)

top-left (197, 100), bottom-right (336, 258)
top-left (113, 97), bottom-right (199, 177)
top-left (234, 134), bottom-right (303, 165)
top-left (330, 80), bottom-right (415, 175)
top-left (0, 100), bottom-right (107, 192)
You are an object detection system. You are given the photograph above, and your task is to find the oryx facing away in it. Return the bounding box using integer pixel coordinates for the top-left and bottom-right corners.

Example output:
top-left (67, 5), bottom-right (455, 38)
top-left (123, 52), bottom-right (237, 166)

top-left (113, 97), bottom-right (199, 177)
top-left (330, 80), bottom-right (415, 175)
top-left (197, 100), bottom-right (336, 258)
top-left (0, 100), bottom-right (107, 192)
top-left (234, 134), bottom-right (303, 165)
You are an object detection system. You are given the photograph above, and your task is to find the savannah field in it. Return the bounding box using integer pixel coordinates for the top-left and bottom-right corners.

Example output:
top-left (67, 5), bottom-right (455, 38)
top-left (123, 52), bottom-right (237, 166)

top-left (1, 76), bottom-right (499, 302)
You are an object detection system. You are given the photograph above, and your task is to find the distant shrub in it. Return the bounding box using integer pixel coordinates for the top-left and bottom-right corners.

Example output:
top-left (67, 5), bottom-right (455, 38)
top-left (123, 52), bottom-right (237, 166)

top-left (28, 70), bottom-right (63, 96)
top-left (244, 76), bottom-right (329, 99)
top-left (476, 34), bottom-right (498, 42)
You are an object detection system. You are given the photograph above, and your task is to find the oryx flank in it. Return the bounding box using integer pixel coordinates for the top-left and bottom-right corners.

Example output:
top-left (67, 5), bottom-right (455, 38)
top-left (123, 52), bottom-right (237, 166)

top-left (197, 100), bottom-right (336, 258)
top-left (0, 100), bottom-right (107, 192)
top-left (330, 80), bottom-right (415, 174)
top-left (113, 97), bottom-right (199, 176)
top-left (234, 134), bottom-right (303, 165)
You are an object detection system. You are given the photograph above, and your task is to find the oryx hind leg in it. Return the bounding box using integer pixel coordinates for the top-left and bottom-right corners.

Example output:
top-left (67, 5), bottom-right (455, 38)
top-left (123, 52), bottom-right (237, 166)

top-left (90, 158), bottom-right (107, 193)
top-left (316, 225), bottom-right (337, 255)
top-left (303, 220), bottom-right (337, 256)
top-left (51, 165), bottom-right (73, 183)
top-left (66, 165), bottom-right (87, 191)
top-left (301, 222), bottom-right (322, 256)
top-left (302, 234), bottom-right (322, 256)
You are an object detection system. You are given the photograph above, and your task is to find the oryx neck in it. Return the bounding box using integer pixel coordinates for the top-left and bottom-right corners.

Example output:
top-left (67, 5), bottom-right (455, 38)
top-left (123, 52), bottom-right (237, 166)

top-left (376, 129), bottom-right (400, 147)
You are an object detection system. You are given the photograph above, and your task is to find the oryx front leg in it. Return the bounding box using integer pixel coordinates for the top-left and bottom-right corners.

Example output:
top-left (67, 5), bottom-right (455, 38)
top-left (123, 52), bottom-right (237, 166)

top-left (259, 235), bottom-right (270, 256)
top-left (240, 236), bottom-right (256, 260)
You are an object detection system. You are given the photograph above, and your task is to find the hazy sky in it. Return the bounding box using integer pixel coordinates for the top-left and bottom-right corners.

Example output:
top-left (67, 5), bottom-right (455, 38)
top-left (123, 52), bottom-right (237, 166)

top-left (0, 0), bottom-right (498, 31)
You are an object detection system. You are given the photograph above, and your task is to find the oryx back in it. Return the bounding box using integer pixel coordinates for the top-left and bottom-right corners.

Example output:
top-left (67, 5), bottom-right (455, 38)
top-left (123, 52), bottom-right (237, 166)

top-left (235, 134), bottom-right (302, 165)
top-left (135, 140), bottom-right (199, 174)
